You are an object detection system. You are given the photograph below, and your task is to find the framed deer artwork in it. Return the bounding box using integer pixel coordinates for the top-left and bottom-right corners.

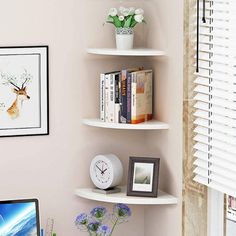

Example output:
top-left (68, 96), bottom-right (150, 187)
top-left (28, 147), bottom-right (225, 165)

top-left (0, 46), bottom-right (49, 137)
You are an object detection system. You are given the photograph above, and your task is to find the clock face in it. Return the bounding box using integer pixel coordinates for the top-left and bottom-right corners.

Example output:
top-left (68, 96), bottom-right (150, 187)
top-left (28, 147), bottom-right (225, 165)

top-left (90, 154), bottom-right (123, 190)
top-left (94, 160), bottom-right (111, 184)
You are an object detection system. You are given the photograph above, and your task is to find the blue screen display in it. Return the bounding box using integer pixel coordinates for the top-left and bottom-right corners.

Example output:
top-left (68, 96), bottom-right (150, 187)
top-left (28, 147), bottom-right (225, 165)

top-left (0, 202), bottom-right (37, 236)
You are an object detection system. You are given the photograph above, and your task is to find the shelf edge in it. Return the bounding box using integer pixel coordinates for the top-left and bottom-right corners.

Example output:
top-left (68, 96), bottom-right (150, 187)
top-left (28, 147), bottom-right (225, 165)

top-left (87, 48), bottom-right (166, 57)
top-left (82, 119), bottom-right (169, 130)
top-left (75, 187), bottom-right (178, 205)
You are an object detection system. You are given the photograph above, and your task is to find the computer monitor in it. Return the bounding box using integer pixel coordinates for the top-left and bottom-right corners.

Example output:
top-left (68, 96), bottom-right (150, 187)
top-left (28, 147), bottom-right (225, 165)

top-left (0, 199), bottom-right (40, 236)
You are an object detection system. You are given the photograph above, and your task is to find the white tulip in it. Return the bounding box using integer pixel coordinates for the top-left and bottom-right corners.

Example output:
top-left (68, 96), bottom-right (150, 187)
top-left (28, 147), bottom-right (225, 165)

top-left (119, 15), bottom-right (125, 21)
top-left (119, 6), bottom-right (125, 14)
top-left (109, 8), bottom-right (118, 17)
top-left (129, 7), bottom-right (135, 15)
top-left (134, 14), bottom-right (144, 23)
top-left (122, 8), bottom-right (130, 17)
top-left (135, 8), bottom-right (144, 15)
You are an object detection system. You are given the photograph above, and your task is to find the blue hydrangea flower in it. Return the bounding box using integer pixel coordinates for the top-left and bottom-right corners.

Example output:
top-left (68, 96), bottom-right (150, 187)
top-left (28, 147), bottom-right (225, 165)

top-left (113, 203), bottom-right (131, 219)
top-left (75, 213), bottom-right (88, 226)
top-left (96, 224), bottom-right (111, 236)
top-left (75, 204), bottom-right (132, 235)
top-left (87, 221), bottom-right (101, 232)
top-left (90, 206), bottom-right (107, 220)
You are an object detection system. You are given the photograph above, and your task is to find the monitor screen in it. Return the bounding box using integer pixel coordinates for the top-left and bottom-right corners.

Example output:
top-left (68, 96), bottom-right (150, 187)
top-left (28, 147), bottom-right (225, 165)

top-left (0, 199), bottom-right (40, 236)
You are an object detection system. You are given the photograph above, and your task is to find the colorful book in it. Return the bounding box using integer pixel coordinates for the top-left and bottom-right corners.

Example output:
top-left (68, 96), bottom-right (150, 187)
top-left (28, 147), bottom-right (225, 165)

top-left (120, 70), bottom-right (127, 123)
top-left (127, 73), bottom-right (132, 124)
top-left (131, 72), bottom-right (137, 124)
top-left (120, 68), bottom-right (140, 123)
top-left (131, 70), bottom-right (153, 124)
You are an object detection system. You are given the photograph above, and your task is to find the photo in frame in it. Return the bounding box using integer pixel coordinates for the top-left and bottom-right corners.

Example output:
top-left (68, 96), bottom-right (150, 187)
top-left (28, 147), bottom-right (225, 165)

top-left (0, 46), bottom-right (49, 137)
top-left (127, 157), bottom-right (160, 197)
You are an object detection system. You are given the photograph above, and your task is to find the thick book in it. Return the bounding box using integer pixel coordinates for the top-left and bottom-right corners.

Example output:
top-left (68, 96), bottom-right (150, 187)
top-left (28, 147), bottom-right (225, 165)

top-left (109, 73), bottom-right (115, 122)
top-left (131, 70), bottom-right (153, 124)
top-left (100, 74), bottom-right (105, 121)
top-left (120, 68), bottom-right (140, 123)
top-left (103, 71), bottom-right (120, 123)
top-left (127, 72), bottom-right (132, 124)
top-left (120, 70), bottom-right (127, 123)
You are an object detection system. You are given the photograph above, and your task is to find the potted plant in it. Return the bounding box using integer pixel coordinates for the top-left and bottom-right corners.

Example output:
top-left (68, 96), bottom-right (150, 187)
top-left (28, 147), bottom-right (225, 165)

top-left (106, 7), bottom-right (145, 50)
top-left (75, 204), bottom-right (131, 236)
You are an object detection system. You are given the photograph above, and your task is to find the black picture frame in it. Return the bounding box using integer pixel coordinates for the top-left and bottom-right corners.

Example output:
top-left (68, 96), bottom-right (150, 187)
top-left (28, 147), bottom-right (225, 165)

top-left (0, 198), bottom-right (41, 236)
top-left (127, 156), bottom-right (160, 197)
top-left (0, 46), bottom-right (49, 137)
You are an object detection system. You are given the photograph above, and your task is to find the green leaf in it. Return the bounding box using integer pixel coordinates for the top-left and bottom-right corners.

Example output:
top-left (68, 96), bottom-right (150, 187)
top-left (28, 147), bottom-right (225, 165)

top-left (130, 17), bottom-right (136, 27)
top-left (124, 15), bottom-right (133, 28)
top-left (130, 19), bottom-right (138, 28)
top-left (121, 19), bottom-right (125, 27)
top-left (113, 15), bottom-right (122, 28)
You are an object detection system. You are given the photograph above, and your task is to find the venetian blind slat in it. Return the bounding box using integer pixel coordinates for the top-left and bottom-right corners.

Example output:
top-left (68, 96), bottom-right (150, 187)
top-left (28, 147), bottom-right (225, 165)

top-left (193, 0), bottom-right (236, 197)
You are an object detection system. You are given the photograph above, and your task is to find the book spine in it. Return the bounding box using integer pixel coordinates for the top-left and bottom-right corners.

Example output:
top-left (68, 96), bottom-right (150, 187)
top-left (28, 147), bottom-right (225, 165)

top-left (146, 71), bottom-right (153, 121)
top-left (131, 73), bottom-right (137, 124)
top-left (133, 71), bottom-right (145, 124)
top-left (104, 74), bottom-right (110, 122)
top-left (126, 72), bottom-right (132, 124)
top-left (118, 73), bottom-right (122, 123)
top-left (100, 74), bottom-right (105, 121)
top-left (114, 73), bottom-right (121, 123)
top-left (120, 70), bottom-right (127, 123)
top-left (132, 70), bottom-right (153, 124)
top-left (109, 73), bottom-right (115, 122)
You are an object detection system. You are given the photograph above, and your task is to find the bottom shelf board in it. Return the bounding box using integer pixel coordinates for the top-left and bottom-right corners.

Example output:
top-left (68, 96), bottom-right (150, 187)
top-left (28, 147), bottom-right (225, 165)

top-left (75, 186), bottom-right (177, 205)
top-left (82, 119), bottom-right (169, 130)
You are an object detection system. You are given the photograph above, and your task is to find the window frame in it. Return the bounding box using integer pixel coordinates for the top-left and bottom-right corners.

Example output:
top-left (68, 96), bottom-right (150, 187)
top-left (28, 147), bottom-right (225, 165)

top-left (208, 189), bottom-right (224, 236)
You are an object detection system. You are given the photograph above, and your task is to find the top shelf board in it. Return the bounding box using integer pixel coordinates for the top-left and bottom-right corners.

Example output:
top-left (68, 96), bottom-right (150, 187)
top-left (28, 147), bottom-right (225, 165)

top-left (87, 48), bottom-right (165, 57)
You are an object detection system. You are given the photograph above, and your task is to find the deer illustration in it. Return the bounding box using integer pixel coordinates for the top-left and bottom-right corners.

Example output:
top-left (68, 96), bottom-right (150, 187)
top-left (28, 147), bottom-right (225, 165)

top-left (7, 79), bottom-right (30, 119)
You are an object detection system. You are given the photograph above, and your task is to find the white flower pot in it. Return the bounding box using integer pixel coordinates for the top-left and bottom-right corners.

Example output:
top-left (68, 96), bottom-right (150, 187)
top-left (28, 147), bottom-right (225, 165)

top-left (115, 28), bottom-right (134, 50)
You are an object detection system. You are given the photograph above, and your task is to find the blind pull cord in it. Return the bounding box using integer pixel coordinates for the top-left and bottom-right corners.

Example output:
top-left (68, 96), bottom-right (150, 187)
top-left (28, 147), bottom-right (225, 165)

top-left (196, 0), bottom-right (206, 73)
top-left (196, 0), bottom-right (200, 72)
top-left (202, 0), bottom-right (206, 23)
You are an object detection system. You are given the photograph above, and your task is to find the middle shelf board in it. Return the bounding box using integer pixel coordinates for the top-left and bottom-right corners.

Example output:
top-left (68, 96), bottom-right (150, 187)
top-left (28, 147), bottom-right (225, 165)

top-left (82, 119), bottom-right (169, 130)
top-left (75, 186), bottom-right (178, 205)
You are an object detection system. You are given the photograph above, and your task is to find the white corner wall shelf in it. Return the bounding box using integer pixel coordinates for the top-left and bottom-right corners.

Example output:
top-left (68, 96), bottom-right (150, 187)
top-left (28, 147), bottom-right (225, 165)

top-left (87, 48), bottom-right (165, 57)
top-left (75, 186), bottom-right (177, 205)
top-left (82, 119), bottom-right (169, 130)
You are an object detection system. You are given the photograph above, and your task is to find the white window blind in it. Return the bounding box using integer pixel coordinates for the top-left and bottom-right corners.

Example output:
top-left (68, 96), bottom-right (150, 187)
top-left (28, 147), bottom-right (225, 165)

top-left (193, 0), bottom-right (236, 198)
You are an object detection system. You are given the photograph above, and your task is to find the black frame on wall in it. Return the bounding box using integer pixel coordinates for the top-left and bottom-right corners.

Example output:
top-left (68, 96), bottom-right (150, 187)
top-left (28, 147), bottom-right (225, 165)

top-left (0, 46), bottom-right (49, 138)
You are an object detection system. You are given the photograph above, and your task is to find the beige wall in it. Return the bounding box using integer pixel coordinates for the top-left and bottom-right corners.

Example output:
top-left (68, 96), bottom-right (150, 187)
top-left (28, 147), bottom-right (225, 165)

top-left (144, 0), bottom-right (183, 235)
top-left (0, 0), bottom-right (183, 235)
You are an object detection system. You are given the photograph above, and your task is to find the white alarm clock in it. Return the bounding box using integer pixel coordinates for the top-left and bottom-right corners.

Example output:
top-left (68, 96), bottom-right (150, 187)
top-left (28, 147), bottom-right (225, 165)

top-left (90, 154), bottom-right (123, 190)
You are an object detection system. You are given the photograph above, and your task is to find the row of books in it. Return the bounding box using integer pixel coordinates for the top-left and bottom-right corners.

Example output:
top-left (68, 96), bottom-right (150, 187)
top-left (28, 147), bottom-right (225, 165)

top-left (100, 68), bottom-right (153, 124)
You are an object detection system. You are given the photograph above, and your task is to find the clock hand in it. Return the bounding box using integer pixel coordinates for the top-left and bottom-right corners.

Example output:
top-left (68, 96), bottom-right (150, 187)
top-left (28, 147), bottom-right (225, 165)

top-left (101, 168), bottom-right (108, 174)
top-left (96, 165), bottom-right (103, 173)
